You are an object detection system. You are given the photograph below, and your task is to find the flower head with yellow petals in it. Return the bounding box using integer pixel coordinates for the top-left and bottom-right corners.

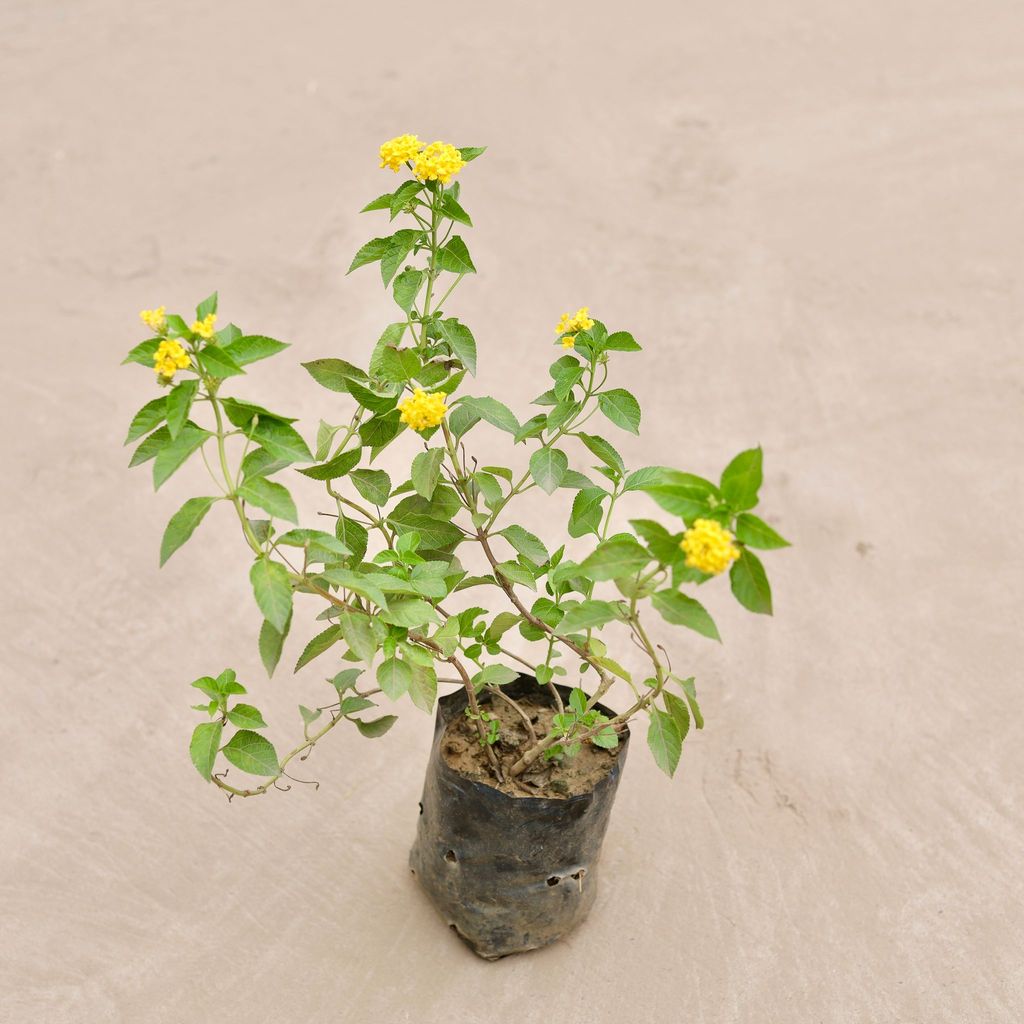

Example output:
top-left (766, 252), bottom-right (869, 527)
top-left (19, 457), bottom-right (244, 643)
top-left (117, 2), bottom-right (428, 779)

top-left (413, 142), bottom-right (465, 185)
top-left (555, 306), bottom-right (595, 347)
top-left (140, 306), bottom-right (167, 334)
top-left (398, 389), bottom-right (448, 432)
top-left (680, 518), bottom-right (741, 576)
top-left (379, 134), bottom-right (424, 172)
top-left (191, 313), bottom-right (217, 339)
top-left (153, 339), bottom-right (191, 380)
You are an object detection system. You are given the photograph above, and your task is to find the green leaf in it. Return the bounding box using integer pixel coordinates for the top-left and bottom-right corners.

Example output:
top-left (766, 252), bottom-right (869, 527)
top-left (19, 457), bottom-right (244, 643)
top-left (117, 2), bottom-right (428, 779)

top-left (249, 558), bottom-right (293, 632)
top-left (226, 703), bottom-right (268, 730)
top-left (350, 469), bottom-right (391, 506)
top-left (221, 730), bottom-right (279, 776)
top-left (353, 715), bottom-right (398, 738)
top-left (389, 181), bottom-right (424, 219)
top-left (221, 397), bottom-right (296, 428)
top-left (189, 721), bottom-right (222, 781)
top-left (259, 615), bottom-right (290, 677)
top-left (557, 599), bottom-right (622, 634)
top-left (498, 525), bottom-right (549, 564)
top-left (377, 657), bottom-right (412, 700)
top-left (640, 471), bottom-right (720, 520)
top-left (412, 448), bottom-right (445, 499)
top-left (359, 410), bottom-right (404, 448)
top-left (241, 448), bottom-right (292, 482)
top-left (604, 330), bottom-right (642, 352)
top-left (251, 419), bottom-right (312, 463)
top-left (295, 625), bottom-right (343, 671)
top-left (388, 512), bottom-right (462, 551)
top-left (393, 268), bottom-right (424, 312)
top-left (439, 193), bottom-right (472, 226)
top-left (673, 674), bottom-right (704, 729)
top-left (276, 528), bottom-right (351, 561)
top-left (529, 448), bottom-right (568, 494)
top-left (568, 487), bottom-right (606, 539)
top-left (380, 598), bottom-right (439, 628)
top-left (647, 709), bottom-right (682, 777)
top-left (238, 477), bottom-right (298, 523)
top-left (651, 589), bottom-right (720, 641)
top-left (408, 663), bottom-right (437, 713)
top-left (436, 319), bottom-right (477, 375)
top-left (297, 446), bottom-right (361, 481)
top-left (123, 338), bottom-right (161, 367)
top-left (473, 665), bottom-right (519, 689)
top-left (160, 496), bottom-right (218, 566)
top-left (437, 236), bottom-right (476, 274)
top-left (458, 146), bottom-right (486, 161)
top-left (630, 518), bottom-right (685, 566)
top-left (346, 379), bottom-right (399, 415)
top-left (299, 705), bottom-right (322, 726)
top-left (579, 537), bottom-right (651, 581)
top-left (198, 345), bottom-right (244, 379)
top-left (153, 423), bottom-right (211, 489)
top-left (729, 549), bottom-right (773, 615)
top-left (735, 512), bottom-right (790, 550)
top-left (720, 447), bottom-right (763, 511)
top-left (380, 228), bottom-right (421, 286)
top-left (165, 379), bottom-right (198, 439)
top-left (459, 396), bottom-right (520, 435)
top-left (124, 397), bottom-right (167, 444)
top-left (223, 335), bottom-right (289, 366)
top-left (196, 291), bottom-right (218, 319)
top-left (335, 515), bottom-right (369, 563)
top-left (361, 192), bottom-right (393, 212)
top-left (319, 569), bottom-right (389, 609)
top-left (663, 691), bottom-right (691, 744)
top-left (302, 358), bottom-right (367, 393)
top-left (623, 466), bottom-right (675, 492)
top-left (577, 432), bottom-right (625, 476)
top-left (597, 388), bottom-right (641, 435)
top-left (348, 236), bottom-right (391, 273)
top-left (338, 611), bottom-right (378, 663)
top-left (495, 561), bottom-right (537, 589)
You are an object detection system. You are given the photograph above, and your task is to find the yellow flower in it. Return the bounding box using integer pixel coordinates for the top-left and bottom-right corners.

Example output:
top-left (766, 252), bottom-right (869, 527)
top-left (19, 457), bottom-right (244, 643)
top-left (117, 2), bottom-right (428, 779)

top-left (191, 313), bottom-right (217, 339)
top-left (140, 306), bottom-right (167, 334)
top-left (398, 388), bottom-right (448, 431)
top-left (680, 518), bottom-right (741, 576)
top-left (562, 335), bottom-right (576, 349)
top-left (380, 134), bottom-right (424, 172)
top-left (413, 141), bottom-right (465, 185)
top-left (555, 306), bottom-right (595, 340)
top-left (153, 339), bottom-right (191, 380)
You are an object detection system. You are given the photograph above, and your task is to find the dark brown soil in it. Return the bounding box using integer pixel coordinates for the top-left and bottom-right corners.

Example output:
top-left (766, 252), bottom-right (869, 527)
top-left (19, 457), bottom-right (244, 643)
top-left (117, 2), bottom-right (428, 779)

top-left (440, 694), bottom-right (621, 799)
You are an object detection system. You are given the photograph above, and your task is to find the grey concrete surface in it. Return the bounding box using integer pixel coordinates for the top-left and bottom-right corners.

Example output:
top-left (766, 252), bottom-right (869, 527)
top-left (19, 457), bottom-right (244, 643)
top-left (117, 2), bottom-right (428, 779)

top-left (2, 2), bottom-right (1022, 1021)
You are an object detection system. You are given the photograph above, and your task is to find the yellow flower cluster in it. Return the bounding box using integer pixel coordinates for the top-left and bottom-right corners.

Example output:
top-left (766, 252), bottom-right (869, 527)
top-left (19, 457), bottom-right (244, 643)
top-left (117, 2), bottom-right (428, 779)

top-left (379, 134), bottom-right (423, 172)
top-left (154, 339), bottom-right (190, 380)
top-left (555, 306), bottom-right (595, 348)
top-left (191, 313), bottom-right (217, 339)
top-left (139, 306), bottom-right (167, 334)
top-left (398, 389), bottom-right (448, 431)
top-left (413, 142), bottom-right (465, 185)
top-left (680, 518), bottom-right (741, 576)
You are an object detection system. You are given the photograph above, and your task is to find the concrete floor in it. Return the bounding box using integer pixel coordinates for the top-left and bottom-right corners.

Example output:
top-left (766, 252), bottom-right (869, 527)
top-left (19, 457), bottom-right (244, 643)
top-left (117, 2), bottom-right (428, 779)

top-left (2, 2), bottom-right (1022, 1021)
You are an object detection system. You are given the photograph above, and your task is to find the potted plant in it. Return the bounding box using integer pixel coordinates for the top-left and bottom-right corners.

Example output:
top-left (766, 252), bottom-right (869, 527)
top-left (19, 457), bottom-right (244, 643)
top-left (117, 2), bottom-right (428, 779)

top-left (123, 137), bottom-right (790, 959)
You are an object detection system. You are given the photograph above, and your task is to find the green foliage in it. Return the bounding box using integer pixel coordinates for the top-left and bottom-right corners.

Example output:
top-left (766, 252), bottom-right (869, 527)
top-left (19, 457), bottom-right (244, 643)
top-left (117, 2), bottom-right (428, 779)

top-left (123, 144), bottom-right (790, 797)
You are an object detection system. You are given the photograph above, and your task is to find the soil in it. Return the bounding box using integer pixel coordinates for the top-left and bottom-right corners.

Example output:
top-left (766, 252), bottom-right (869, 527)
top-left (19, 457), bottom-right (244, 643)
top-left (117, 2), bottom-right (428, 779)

top-left (440, 694), bottom-right (622, 799)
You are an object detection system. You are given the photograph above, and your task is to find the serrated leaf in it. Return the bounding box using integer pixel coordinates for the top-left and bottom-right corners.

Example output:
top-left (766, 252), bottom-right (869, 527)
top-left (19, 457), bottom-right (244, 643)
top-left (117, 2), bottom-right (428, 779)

top-left (222, 334), bottom-right (289, 366)
top-left (411, 448), bottom-right (445, 499)
top-left (259, 615), bottom-right (290, 677)
top-left (238, 477), bottom-right (298, 523)
top-left (198, 345), bottom-right (244, 379)
top-left (337, 611), bottom-right (378, 663)
top-left (250, 558), bottom-right (293, 632)
top-left (437, 235), bottom-right (476, 274)
top-left (647, 709), bottom-right (682, 777)
top-left (353, 714), bottom-right (398, 738)
top-left (439, 193), bottom-right (472, 226)
top-left (662, 691), bottom-right (691, 744)
top-left (604, 330), bottom-right (642, 352)
top-left (577, 432), bottom-right (625, 475)
top-left (380, 598), bottom-right (439, 628)
top-left (160, 496), bottom-right (218, 566)
top-left (651, 589), bottom-right (720, 641)
top-left (297, 446), bottom-right (361, 481)
top-left (124, 397), bottom-right (168, 445)
top-left (196, 291), bottom-right (218, 319)
top-left (393, 268), bottom-right (424, 312)
top-left (251, 419), bottom-right (312, 463)
top-left (529, 448), bottom-right (568, 494)
top-left (226, 703), bottom-right (268, 729)
top-left (498, 525), bottom-right (549, 564)
top-left (735, 512), bottom-right (789, 549)
top-left (730, 549), bottom-right (773, 615)
top-left (579, 536), bottom-right (650, 581)
top-left (381, 228), bottom-right (421, 286)
top-left (221, 730), bottom-right (279, 776)
top-left (295, 625), bottom-right (343, 671)
top-left (123, 338), bottom-right (161, 367)
top-left (408, 663), bottom-right (437, 713)
top-left (720, 447), bottom-right (763, 511)
top-left (377, 657), bottom-right (412, 700)
top-left (301, 357), bottom-right (367, 393)
top-left (153, 423), bottom-right (211, 490)
top-left (348, 236), bottom-right (391, 273)
top-left (597, 388), bottom-right (641, 435)
top-left (557, 599), bottom-right (622, 634)
top-left (165, 379), bottom-right (198, 439)
top-left (350, 469), bottom-right (391, 506)
top-left (459, 396), bottom-right (520, 435)
top-left (189, 721), bottom-right (222, 781)
top-left (473, 665), bottom-right (519, 689)
top-left (436, 319), bottom-right (477, 375)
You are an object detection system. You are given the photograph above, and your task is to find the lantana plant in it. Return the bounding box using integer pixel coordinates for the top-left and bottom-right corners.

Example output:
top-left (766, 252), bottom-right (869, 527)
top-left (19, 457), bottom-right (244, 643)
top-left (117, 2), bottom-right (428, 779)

top-left (122, 137), bottom-right (789, 797)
